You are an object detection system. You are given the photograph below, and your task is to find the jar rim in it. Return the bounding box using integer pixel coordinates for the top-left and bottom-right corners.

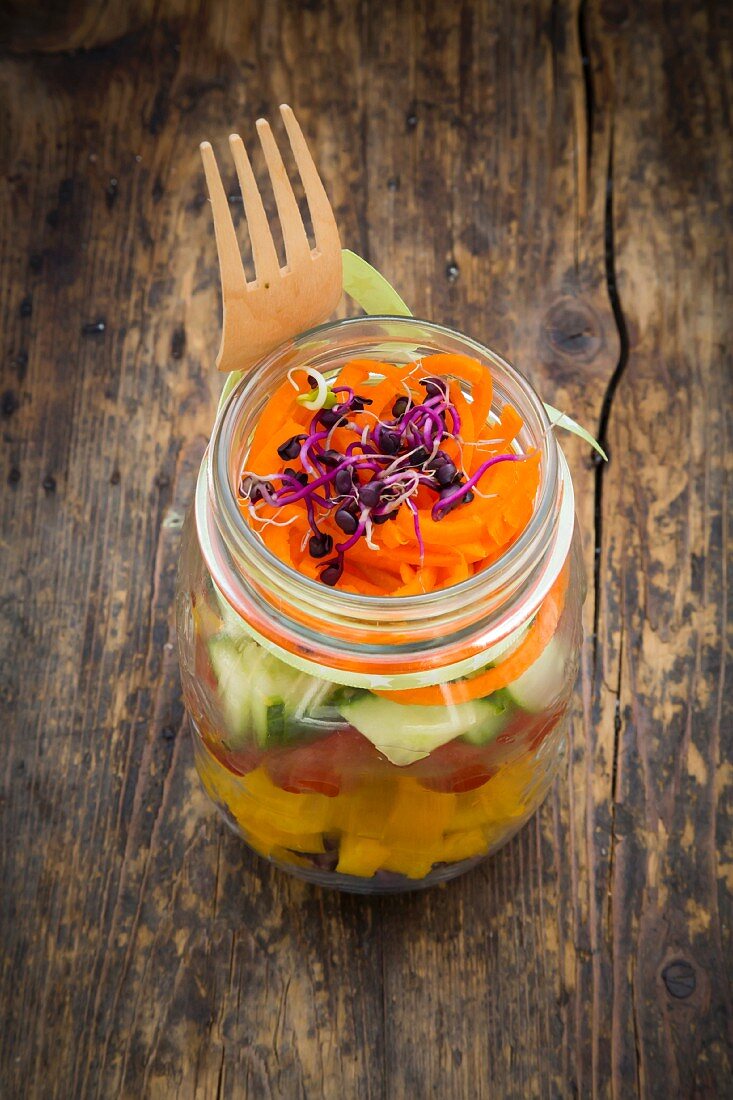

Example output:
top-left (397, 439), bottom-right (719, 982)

top-left (212, 317), bottom-right (558, 606)
top-left (197, 315), bottom-right (573, 679)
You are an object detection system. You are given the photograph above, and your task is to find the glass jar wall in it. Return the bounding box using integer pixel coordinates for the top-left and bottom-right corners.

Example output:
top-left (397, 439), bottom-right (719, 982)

top-left (176, 318), bottom-right (584, 893)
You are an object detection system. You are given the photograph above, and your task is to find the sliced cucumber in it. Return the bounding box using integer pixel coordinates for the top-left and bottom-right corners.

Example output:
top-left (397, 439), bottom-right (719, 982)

top-left (207, 632), bottom-right (341, 748)
top-left (460, 691), bottom-right (513, 745)
top-left (248, 662), bottom-right (289, 746)
top-left (208, 636), bottom-right (259, 742)
top-left (505, 637), bottom-right (566, 713)
top-left (339, 694), bottom-right (510, 766)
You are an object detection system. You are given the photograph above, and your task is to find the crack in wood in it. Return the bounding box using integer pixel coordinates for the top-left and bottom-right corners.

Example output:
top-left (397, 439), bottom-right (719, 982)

top-left (606, 623), bottom-right (624, 939)
top-left (215, 1044), bottom-right (226, 1100)
top-left (593, 127), bottom-right (631, 666)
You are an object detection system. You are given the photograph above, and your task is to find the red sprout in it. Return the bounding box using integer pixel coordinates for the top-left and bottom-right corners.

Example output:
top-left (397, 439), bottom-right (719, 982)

top-left (432, 453), bottom-right (528, 519)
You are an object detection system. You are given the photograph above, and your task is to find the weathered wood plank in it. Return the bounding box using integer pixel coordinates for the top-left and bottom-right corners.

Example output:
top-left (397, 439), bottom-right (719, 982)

top-left (585, 2), bottom-right (733, 1095)
top-left (0, 1), bottom-right (730, 1098)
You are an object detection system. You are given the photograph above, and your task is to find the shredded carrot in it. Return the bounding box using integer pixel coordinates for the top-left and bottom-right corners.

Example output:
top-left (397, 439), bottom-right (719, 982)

top-left (247, 379), bottom-right (310, 460)
top-left (395, 564), bottom-right (438, 595)
top-left (425, 353), bottom-right (493, 430)
top-left (237, 353), bottom-right (541, 598)
top-left (247, 417), bottom-right (308, 476)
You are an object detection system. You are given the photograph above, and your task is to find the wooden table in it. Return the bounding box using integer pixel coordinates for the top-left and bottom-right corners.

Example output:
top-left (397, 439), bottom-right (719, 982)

top-left (2, 2), bottom-right (731, 1096)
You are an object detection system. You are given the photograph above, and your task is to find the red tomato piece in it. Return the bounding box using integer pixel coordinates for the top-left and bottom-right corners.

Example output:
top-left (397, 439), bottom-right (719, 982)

top-left (404, 739), bottom-right (498, 793)
top-left (526, 707), bottom-right (566, 752)
top-left (203, 736), bottom-right (261, 778)
top-left (498, 705), bottom-right (566, 752)
top-left (265, 727), bottom-right (385, 796)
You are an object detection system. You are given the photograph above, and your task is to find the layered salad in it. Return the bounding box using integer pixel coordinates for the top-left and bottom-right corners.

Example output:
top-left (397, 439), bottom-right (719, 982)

top-left (186, 351), bottom-right (576, 886)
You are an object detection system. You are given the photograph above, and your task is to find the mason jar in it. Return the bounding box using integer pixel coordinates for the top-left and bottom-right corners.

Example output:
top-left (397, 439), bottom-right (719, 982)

top-left (176, 317), bottom-right (584, 894)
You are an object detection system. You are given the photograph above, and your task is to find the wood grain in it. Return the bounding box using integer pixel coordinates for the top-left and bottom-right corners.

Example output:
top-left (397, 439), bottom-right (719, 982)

top-left (0, 1), bottom-right (730, 1097)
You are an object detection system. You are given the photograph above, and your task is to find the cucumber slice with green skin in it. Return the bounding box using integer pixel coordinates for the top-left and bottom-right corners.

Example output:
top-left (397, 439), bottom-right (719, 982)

top-left (208, 636), bottom-right (258, 743)
top-left (339, 694), bottom-right (511, 766)
top-left (209, 636), bottom-right (290, 747)
top-left (248, 663), bottom-right (289, 746)
top-left (207, 633), bottom-right (343, 748)
top-left (505, 637), bottom-right (567, 713)
top-left (460, 691), bottom-right (513, 745)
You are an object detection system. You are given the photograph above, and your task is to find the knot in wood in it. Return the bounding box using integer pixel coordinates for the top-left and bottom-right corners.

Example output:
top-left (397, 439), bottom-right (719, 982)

top-left (543, 298), bottom-right (602, 364)
top-left (2, 390), bottom-right (19, 417)
top-left (661, 959), bottom-right (696, 999)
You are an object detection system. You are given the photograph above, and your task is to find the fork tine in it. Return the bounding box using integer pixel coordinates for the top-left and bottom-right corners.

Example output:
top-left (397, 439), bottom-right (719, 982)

top-left (279, 104), bottom-right (341, 256)
top-left (200, 142), bottom-right (246, 297)
top-left (255, 117), bottom-right (311, 270)
top-left (228, 134), bottom-right (280, 286)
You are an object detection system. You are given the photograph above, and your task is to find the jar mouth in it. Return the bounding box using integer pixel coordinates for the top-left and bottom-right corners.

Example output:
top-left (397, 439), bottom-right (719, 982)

top-left (198, 315), bottom-right (572, 678)
top-left (211, 316), bottom-right (558, 609)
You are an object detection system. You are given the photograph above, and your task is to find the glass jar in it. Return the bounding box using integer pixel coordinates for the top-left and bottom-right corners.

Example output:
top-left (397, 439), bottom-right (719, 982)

top-left (176, 317), bottom-right (584, 894)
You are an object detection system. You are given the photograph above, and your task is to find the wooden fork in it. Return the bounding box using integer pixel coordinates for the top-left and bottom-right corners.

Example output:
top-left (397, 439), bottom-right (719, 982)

top-left (200, 104), bottom-right (342, 374)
